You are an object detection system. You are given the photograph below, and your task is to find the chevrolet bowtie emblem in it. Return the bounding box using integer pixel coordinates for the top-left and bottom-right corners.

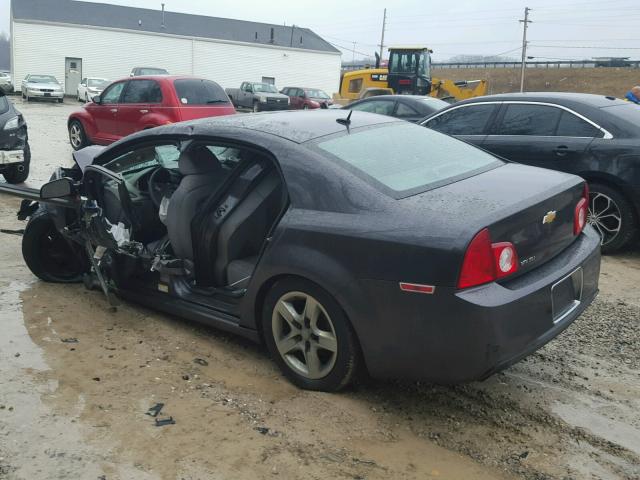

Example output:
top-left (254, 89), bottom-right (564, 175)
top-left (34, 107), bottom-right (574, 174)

top-left (542, 211), bottom-right (557, 225)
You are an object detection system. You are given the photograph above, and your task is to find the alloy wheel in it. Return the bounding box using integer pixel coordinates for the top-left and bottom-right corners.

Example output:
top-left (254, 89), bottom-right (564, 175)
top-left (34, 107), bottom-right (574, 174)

top-left (69, 124), bottom-right (82, 149)
top-left (588, 191), bottom-right (622, 247)
top-left (272, 291), bottom-right (338, 380)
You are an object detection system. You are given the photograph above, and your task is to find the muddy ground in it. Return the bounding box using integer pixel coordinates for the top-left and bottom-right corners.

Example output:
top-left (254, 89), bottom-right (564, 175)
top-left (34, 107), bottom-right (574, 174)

top-left (0, 99), bottom-right (639, 480)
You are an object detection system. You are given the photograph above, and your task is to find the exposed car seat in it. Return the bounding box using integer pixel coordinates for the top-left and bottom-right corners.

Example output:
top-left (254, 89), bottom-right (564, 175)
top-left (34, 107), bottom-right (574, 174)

top-left (166, 146), bottom-right (226, 260)
top-left (214, 170), bottom-right (282, 286)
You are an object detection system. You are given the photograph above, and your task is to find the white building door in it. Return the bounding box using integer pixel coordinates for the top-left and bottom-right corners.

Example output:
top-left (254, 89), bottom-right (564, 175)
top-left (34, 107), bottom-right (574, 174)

top-left (65, 58), bottom-right (82, 96)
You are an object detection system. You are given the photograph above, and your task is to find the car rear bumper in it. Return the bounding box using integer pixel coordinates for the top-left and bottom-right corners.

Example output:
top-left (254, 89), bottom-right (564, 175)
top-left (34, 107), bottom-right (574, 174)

top-left (356, 226), bottom-right (601, 382)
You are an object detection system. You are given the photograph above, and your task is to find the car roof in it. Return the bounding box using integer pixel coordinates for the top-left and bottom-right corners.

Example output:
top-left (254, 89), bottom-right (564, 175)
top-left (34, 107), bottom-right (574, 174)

top-left (154, 110), bottom-right (400, 144)
top-left (455, 92), bottom-right (626, 109)
top-left (112, 75), bottom-right (214, 83)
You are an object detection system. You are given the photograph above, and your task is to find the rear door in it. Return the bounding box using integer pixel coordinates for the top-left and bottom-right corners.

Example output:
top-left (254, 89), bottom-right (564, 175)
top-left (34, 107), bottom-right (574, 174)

top-left (422, 102), bottom-right (499, 146)
top-left (482, 102), bottom-right (597, 170)
top-left (118, 79), bottom-right (163, 137)
top-left (89, 81), bottom-right (126, 142)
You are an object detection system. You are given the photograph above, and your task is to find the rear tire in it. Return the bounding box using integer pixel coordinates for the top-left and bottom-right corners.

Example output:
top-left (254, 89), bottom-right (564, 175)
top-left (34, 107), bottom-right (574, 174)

top-left (262, 277), bottom-right (361, 391)
top-left (58, 98), bottom-right (63, 104)
top-left (22, 209), bottom-right (88, 283)
top-left (587, 182), bottom-right (638, 253)
top-left (2, 142), bottom-right (30, 184)
top-left (68, 120), bottom-right (89, 151)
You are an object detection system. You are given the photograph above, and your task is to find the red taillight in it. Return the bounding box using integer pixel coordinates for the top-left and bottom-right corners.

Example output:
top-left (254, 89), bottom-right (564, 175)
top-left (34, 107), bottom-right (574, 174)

top-left (574, 183), bottom-right (589, 235)
top-left (457, 228), bottom-right (519, 289)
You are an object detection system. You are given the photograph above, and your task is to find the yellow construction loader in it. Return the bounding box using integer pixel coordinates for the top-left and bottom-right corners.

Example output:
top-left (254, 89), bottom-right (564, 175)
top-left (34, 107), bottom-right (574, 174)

top-left (336, 46), bottom-right (487, 104)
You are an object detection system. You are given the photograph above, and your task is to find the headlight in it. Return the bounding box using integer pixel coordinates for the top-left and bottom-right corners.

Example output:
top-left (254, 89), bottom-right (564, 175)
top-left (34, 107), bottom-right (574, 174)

top-left (3, 116), bottom-right (19, 130)
top-left (259, 96), bottom-right (267, 103)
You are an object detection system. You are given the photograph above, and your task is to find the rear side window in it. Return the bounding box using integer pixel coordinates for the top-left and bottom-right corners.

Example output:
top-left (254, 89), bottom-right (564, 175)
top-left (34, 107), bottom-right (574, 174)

top-left (174, 79), bottom-right (229, 105)
top-left (0, 95), bottom-right (8, 114)
top-left (122, 80), bottom-right (162, 103)
top-left (396, 102), bottom-right (419, 117)
top-left (427, 104), bottom-right (496, 135)
top-left (497, 104), bottom-right (561, 136)
top-left (556, 111), bottom-right (603, 137)
top-left (350, 100), bottom-right (395, 115)
top-left (316, 123), bottom-right (501, 197)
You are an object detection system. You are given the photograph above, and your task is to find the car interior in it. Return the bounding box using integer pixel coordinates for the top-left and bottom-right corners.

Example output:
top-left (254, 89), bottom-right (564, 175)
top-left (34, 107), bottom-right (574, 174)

top-left (94, 140), bottom-right (286, 292)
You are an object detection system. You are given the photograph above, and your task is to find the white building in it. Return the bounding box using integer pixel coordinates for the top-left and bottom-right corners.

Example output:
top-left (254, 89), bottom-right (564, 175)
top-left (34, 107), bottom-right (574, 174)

top-left (10, 0), bottom-right (342, 96)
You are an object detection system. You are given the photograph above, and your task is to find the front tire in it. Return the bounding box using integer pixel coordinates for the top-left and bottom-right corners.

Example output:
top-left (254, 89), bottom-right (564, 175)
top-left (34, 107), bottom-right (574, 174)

top-left (68, 120), bottom-right (89, 151)
top-left (587, 182), bottom-right (638, 253)
top-left (262, 278), bottom-right (361, 391)
top-left (253, 101), bottom-right (261, 113)
top-left (22, 209), bottom-right (88, 283)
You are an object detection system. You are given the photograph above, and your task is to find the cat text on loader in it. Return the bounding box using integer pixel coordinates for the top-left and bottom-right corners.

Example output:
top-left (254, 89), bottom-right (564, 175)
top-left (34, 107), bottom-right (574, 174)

top-left (337, 46), bottom-right (487, 104)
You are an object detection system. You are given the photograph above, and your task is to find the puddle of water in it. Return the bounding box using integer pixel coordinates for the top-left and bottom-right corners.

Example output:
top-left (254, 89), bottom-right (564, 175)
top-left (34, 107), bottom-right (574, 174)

top-left (553, 401), bottom-right (640, 456)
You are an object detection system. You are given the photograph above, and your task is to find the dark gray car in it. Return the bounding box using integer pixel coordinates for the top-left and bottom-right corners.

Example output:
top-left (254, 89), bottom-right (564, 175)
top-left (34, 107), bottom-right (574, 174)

top-left (0, 90), bottom-right (30, 183)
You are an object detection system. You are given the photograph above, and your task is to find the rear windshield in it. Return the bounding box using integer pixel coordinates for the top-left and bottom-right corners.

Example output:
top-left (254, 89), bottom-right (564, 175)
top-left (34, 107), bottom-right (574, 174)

top-left (315, 122), bottom-right (502, 197)
top-left (0, 95), bottom-right (8, 114)
top-left (174, 79), bottom-right (230, 105)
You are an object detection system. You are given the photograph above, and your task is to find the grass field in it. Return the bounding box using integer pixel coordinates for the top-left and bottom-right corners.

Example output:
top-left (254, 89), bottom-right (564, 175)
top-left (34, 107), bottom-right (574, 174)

top-left (433, 67), bottom-right (640, 98)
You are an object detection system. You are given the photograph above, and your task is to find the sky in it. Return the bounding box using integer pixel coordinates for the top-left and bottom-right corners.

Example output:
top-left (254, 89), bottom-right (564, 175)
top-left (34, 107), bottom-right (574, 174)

top-left (2, 0), bottom-right (640, 62)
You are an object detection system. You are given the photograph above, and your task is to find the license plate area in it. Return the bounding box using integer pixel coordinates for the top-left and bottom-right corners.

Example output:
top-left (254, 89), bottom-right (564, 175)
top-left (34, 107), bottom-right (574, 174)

top-left (551, 268), bottom-right (583, 323)
top-left (44, 92), bottom-right (51, 97)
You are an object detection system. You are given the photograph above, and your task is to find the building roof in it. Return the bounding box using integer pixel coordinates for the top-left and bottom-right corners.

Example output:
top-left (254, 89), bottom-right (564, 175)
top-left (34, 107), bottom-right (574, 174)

top-left (11, 0), bottom-right (340, 54)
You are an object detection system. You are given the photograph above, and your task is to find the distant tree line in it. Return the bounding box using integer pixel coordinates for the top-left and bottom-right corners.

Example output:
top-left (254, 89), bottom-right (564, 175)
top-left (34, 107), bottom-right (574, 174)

top-left (0, 32), bottom-right (9, 71)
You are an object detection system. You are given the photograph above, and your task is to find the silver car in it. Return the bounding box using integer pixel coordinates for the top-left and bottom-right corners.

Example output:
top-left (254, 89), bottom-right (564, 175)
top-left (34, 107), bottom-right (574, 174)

top-left (0, 72), bottom-right (12, 94)
top-left (21, 74), bottom-right (64, 103)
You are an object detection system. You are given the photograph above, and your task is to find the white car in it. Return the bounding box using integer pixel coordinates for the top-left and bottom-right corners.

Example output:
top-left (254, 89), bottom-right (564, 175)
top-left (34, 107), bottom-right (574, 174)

top-left (21, 74), bottom-right (64, 103)
top-left (77, 77), bottom-right (110, 102)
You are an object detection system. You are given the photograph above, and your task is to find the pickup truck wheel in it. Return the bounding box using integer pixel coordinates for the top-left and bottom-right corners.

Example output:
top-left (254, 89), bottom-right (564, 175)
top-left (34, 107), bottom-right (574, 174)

top-left (253, 101), bottom-right (261, 113)
top-left (68, 120), bottom-right (89, 151)
top-left (22, 209), bottom-right (88, 283)
top-left (2, 143), bottom-right (30, 184)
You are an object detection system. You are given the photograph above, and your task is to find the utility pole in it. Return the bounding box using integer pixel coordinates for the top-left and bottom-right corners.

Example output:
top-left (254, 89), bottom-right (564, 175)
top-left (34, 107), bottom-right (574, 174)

top-left (519, 7), bottom-right (532, 92)
top-left (379, 8), bottom-right (387, 61)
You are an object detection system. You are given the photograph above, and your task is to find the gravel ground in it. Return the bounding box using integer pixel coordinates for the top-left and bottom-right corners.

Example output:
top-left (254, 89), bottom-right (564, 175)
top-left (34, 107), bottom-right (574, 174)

top-left (0, 99), bottom-right (639, 480)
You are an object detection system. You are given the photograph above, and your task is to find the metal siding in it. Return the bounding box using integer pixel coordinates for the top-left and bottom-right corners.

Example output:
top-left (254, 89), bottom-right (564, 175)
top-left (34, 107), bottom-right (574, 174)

top-left (11, 21), bottom-right (341, 96)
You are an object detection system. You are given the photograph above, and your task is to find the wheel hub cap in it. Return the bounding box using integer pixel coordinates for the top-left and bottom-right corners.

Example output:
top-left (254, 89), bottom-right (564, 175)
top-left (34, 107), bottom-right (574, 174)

top-left (272, 292), bottom-right (338, 380)
top-left (587, 192), bottom-right (622, 247)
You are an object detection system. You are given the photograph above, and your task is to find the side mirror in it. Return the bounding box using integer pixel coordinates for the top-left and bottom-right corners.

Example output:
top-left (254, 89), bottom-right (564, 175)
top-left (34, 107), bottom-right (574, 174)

top-left (92, 95), bottom-right (101, 104)
top-left (40, 178), bottom-right (76, 199)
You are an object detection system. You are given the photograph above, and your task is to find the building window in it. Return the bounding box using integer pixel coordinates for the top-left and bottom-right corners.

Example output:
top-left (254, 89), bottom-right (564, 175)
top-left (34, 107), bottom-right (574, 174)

top-left (262, 77), bottom-right (275, 85)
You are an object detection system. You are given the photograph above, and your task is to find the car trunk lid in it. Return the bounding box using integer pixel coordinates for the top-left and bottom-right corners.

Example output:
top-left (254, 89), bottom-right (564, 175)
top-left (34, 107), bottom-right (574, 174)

top-left (399, 163), bottom-right (586, 278)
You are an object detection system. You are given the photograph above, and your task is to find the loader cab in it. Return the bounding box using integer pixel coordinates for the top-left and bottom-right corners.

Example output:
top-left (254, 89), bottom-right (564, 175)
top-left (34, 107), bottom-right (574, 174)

top-left (387, 47), bottom-right (432, 95)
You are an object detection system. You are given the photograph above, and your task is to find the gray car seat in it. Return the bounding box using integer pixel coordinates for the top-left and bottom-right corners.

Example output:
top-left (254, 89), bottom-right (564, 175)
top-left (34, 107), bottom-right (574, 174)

top-left (166, 146), bottom-right (226, 260)
top-left (214, 170), bottom-right (283, 286)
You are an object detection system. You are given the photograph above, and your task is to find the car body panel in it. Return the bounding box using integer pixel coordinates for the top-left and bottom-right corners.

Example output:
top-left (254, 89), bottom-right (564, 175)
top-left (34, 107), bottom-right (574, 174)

top-left (0, 91), bottom-right (29, 173)
top-left (345, 95), bottom-right (449, 122)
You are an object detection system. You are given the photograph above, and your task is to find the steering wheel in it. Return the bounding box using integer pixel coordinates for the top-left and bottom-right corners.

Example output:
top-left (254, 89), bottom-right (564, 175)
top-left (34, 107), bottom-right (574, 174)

top-left (148, 167), bottom-right (180, 208)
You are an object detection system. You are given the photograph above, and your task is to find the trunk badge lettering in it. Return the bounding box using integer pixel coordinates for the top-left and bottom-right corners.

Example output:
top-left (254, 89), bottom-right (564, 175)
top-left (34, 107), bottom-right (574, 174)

top-left (542, 211), bottom-right (557, 225)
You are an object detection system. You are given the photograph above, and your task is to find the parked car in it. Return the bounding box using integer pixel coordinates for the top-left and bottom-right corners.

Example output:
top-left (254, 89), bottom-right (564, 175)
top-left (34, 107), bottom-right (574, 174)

top-left (0, 71), bottom-right (13, 94)
top-left (421, 92), bottom-right (640, 252)
top-left (77, 77), bottom-right (110, 102)
top-left (0, 89), bottom-right (30, 183)
top-left (5, 110), bottom-right (599, 391)
top-left (225, 82), bottom-right (290, 112)
top-left (67, 76), bottom-right (235, 150)
top-left (281, 87), bottom-right (333, 109)
top-left (345, 95), bottom-right (449, 122)
top-left (21, 74), bottom-right (64, 103)
top-left (130, 67), bottom-right (169, 77)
